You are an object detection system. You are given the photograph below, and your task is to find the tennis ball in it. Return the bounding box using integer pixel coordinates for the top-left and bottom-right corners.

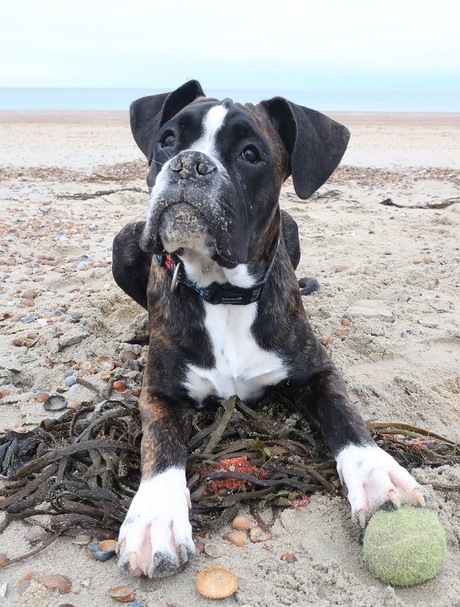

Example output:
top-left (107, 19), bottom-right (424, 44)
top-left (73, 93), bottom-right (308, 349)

top-left (363, 505), bottom-right (447, 587)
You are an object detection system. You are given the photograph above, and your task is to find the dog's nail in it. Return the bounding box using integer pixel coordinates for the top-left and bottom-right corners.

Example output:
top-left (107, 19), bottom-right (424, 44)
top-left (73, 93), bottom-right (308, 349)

top-left (388, 489), bottom-right (401, 509)
top-left (414, 488), bottom-right (426, 506)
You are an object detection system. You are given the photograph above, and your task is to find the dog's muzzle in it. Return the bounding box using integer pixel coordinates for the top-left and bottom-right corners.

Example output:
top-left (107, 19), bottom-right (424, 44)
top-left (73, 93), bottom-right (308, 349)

top-left (141, 151), bottom-right (248, 267)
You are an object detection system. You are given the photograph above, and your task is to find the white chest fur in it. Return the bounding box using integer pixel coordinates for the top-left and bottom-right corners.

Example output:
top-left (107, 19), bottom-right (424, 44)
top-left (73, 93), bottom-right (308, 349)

top-left (184, 302), bottom-right (288, 403)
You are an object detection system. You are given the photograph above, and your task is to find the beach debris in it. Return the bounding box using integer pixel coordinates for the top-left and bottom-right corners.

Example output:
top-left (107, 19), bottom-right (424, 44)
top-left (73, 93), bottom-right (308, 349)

top-left (0, 583), bottom-right (7, 598)
top-left (95, 354), bottom-right (114, 370)
top-left (280, 552), bottom-right (297, 563)
top-left (43, 393), bottom-right (67, 412)
top-left (112, 380), bottom-right (127, 392)
top-left (35, 574), bottom-right (72, 594)
top-left (204, 543), bottom-right (225, 558)
top-left (222, 530), bottom-right (247, 547)
top-left (108, 585), bottom-right (136, 603)
top-left (71, 534), bottom-right (93, 545)
top-left (196, 565), bottom-right (239, 599)
top-left (74, 359), bottom-right (93, 371)
top-left (25, 525), bottom-right (49, 544)
top-left (0, 554), bottom-right (10, 567)
top-left (231, 514), bottom-right (252, 531)
top-left (0, 393), bottom-right (459, 557)
top-left (249, 526), bottom-right (272, 543)
top-left (86, 539), bottom-right (117, 561)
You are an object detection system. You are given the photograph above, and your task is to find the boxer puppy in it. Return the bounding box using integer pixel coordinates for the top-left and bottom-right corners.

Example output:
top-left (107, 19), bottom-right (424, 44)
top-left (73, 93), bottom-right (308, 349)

top-left (112, 80), bottom-right (424, 578)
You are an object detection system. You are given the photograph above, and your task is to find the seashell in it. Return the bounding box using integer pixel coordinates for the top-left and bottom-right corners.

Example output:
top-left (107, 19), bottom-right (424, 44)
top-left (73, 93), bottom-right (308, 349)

top-left (43, 394), bottom-right (67, 411)
top-left (280, 552), bottom-right (297, 563)
top-left (196, 565), bottom-right (239, 599)
top-left (231, 514), bottom-right (252, 531)
top-left (35, 574), bottom-right (72, 594)
top-left (204, 543), bottom-right (224, 558)
top-left (71, 534), bottom-right (93, 546)
top-left (108, 585), bottom-right (136, 603)
top-left (125, 603), bottom-right (147, 607)
top-left (34, 391), bottom-right (49, 403)
top-left (0, 553), bottom-right (10, 567)
top-left (120, 350), bottom-right (138, 363)
top-left (95, 354), bottom-right (114, 370)
top-left (86, 539), bottom-right (117, 561)
top-left (249, 526), bottom-right (272, 543)
top-left (195, 541), bottom-right (206, 554)
top-left (131, 387), bottom-right (142, 397)
top-left (25, 525), bottom-right (48, 544)
top-left (222, 530), bottom-right (247, 547)
top-left (112, 380), bottom-right (127, 392)
top-left (74, 359), bottom-right (92, 371)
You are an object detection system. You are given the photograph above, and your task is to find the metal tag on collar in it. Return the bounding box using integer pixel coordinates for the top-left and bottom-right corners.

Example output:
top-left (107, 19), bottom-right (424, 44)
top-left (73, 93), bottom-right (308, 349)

top-left (171, 260), bottom-right (183, 293)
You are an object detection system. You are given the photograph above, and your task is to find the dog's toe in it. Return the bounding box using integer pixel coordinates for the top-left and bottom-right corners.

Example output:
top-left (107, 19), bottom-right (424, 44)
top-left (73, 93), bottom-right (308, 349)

top-left (336, 443), bottom-right (425, 525)
top-left (117, 468), bottom-right (195, 578)
top-left (298, 277), bottom-right (320, 296)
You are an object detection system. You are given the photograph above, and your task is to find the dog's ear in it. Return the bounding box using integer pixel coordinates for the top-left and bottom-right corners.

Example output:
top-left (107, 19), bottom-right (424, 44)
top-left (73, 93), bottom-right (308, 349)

top-left (130, 80), bottom-right (205, 162)
top-left (261, 97), bottom-right (350, 199)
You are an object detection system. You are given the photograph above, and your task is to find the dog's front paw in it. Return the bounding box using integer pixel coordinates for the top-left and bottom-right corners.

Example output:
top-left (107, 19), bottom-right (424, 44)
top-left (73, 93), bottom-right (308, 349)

top-left (336, 444), bottom-right (425, 526)
top-left (117, 468), bottom-right (195, 578)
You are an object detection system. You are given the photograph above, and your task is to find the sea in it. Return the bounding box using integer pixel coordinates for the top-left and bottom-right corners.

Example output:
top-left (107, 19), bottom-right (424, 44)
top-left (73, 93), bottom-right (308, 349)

top-left (1, 87), bottom-right (459, 113)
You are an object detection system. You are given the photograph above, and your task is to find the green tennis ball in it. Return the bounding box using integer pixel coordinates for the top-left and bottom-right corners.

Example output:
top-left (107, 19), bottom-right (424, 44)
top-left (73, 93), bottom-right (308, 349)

top-left (363, 505), bottom-right (447, 587)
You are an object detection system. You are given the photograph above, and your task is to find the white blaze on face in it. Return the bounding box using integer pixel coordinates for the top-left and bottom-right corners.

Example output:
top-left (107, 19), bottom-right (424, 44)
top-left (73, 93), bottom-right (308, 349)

top-left (189, 104), bottom-right (229, 160)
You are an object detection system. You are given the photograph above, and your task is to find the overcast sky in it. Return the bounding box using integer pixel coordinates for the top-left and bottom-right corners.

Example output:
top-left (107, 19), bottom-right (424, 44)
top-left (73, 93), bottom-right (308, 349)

top-left (1, 0), bottom-right (459, 91)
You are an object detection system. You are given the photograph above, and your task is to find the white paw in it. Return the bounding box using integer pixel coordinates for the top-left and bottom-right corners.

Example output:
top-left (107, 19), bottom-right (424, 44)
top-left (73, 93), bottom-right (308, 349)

top-left (117, 468), bottom-right (195, 577)
top-left (336, 444), bottom-right (425, 526)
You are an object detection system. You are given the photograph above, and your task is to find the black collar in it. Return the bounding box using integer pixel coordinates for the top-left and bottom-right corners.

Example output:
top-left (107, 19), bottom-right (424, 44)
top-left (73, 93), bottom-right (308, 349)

top-left (156, 240), bottom-right (278, 305)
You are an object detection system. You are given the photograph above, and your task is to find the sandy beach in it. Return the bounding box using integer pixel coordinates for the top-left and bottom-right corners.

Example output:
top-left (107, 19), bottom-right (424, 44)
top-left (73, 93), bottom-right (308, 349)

top-left (0, 110), bottom-right (459, 607)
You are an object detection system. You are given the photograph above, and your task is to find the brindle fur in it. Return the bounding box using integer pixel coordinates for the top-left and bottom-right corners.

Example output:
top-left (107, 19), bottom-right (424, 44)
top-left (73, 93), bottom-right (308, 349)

top-left (112, 80), bottom-right (373, 488)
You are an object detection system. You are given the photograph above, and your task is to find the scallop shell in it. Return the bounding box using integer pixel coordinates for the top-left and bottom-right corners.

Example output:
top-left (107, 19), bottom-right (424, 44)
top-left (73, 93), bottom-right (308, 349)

top-left (196, 565), bottom-right (239, 599)
top-left (108, 585), bottom-right (135, 603)
top-left (95, 354), bottom-right (114, 370)
top-left (43, 394), bottom-right (67, 411)
top-left (35, 574), bottom-right (72, 594)
top-left (74, 359), bottom-right (93, 371)
top-left (204, 543), bottom-right (224, 558)
top-left (249, 526), bottom-right (272, 543)
top-left (231, 514), bottom-right (252, 531)
top-left (222, 530), bottom-right (247, 547)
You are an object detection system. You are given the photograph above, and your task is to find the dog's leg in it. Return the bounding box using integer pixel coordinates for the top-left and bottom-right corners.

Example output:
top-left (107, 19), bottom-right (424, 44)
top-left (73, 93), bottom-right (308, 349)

top-left (117, 392), bottom-right (195, 577)
top-left (297, 370), bottom-right (425, 526)
top-left (112, 221), bottom-right (152, 310)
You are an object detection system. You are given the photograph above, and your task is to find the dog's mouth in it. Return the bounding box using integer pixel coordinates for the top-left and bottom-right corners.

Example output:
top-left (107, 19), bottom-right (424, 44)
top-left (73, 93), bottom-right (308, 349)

top-left (141, 197), bottom-right (248, 268)
top-left (158, 203), bottom-right (215, 255)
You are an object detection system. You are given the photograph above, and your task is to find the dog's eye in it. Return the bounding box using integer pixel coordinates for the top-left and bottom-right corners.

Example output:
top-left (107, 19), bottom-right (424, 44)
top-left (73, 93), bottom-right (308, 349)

top-left (161, 133), bottom-right (175, 148)
top-left (241, 146), bottom-right (259, 164)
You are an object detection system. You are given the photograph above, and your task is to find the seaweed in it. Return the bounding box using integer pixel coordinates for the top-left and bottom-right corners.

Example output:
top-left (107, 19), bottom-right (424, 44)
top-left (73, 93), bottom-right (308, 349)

top-left (1, 394), bottom-right (458, 565)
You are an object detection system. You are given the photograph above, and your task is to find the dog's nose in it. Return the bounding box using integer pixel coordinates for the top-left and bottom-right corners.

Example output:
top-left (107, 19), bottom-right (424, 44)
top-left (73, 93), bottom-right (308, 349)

top-left (169, 151), bottom-right (217, 177)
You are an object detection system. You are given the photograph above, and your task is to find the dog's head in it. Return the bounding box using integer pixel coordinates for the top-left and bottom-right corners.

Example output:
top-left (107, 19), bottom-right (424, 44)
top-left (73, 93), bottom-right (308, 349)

top-left (131, 80), bottom-right (349, 268)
